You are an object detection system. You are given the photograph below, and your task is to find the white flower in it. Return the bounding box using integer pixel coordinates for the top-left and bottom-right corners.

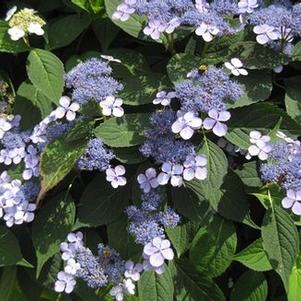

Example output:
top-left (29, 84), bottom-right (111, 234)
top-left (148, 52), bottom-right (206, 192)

top-left (14, 203), bottom-right (36, 224)
top-left (64, 258), bottom-right (81, 275)
top-left (0, 117), bottom-right (12, 139)
top-left (157, 162), bottom-right (183, 187)
top-left (172, 111), bottom-right (202, 140)
top-left (27, 22), bottom-right (44, 36)
top-left (55, 96), bottom-right (80, 121)
top-left (137, 168), bottom-right (159, 193)
top-left (165, 17), bottom-right (181, 34)
top-left (203, 109), bottom-right (231, 137)
top-left (5, 6), bottom-right (17, 21)
top-left (253, 24), bottom-right (281, 45)
top-left (67, 231), bottom-right (83, 245)
top-left (54, 272), bottom-right (76, 294)
top-left (123, 278), bottom-right (135, 295)
top-left (106, 165), bottom-right (127, 188)
top-left (224, 58), bottom-right (248, 76)
top-left (8, 26), bottom-right (25, 41)
top-left (100, 55), bottom-right (122, 63)
top-left (110, 278), bottom-right (136, 301)
top-left (183, 155), bottom-right (207, 181)
top-left (110, 284), bottom-right (124, 301)
top-left (99, 96), bottom-right (124, 117)
top-left (112, 1), bottom-right (136, 22)
top-left (238, 0), bottom-right (258, 14)
top-left (282, 190), bottom-right (301, 215)
top-left (195, 0), bottom-right (209, 13)
top-left (124, 260), bottom-right (143, 282)
top-left (153, 91), bottom-right (176, 106)
top-left (273, 65), bottom-right (283, 73)
top-left (143, 237), bottom-right (174, 269)
top-left (143, 20), bottom-right (166, 40)
top-left (195, 22), bottom-right (219, 42)
top-left (247, 130), bottom-right (272, 160)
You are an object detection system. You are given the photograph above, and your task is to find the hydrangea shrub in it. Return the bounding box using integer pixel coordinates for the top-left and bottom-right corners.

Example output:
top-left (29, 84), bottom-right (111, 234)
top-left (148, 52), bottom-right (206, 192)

top-left (0, 0), bottom-right (301, 300)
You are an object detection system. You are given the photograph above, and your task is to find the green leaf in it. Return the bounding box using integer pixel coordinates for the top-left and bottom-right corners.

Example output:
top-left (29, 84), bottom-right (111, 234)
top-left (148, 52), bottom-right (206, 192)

top-left (119, 73), bottom-right (165, 106)
top-left (252, 184), bottom-right (284, 209)
top-left (105, 48), bottom-right (151, 78)
top-left (74, 280), bottom-right (98, 301)
top-left (0, 226), bottom-right (32, 268)
top-left (167, 53), bottom-right (202, 84)
top-left (92, 18), bottom-right (120, 51)
top-left (166, 222), bottom-right (199, 257)
top-left (77, 174), bottom-right (129, 227)
top-left (262, 206), bottom-right (299, 291)
top-left (226, 103), bottom-right (301, 149)
top-left (13, 88), bottom-right (43, 130)
top-left (186, 138), bottom-right (228, 201)
top-left (138, 267), bottom-right (174, 301)
top-left (228, 70), bottom-right (272, 109)
top-left (71, 0), bottom-right (104, 13)
top-left (16, 81), bottom-right (53, 119)
top-left (64, 119), bottom-right (95, 143)
top-left (26, 49), bottom-right (64, 103)
top-left (171, 186), bottom-right (213, 223)
top-left (107, 214), bottom-right (141, 259)
top-left (209, 171), bottom-right (249, 223)
top-left (235, 161), bottom-right (263, 188)
top-left (205, 32), bottom-right (244, 65)
top-left (292, 41), bottom-right (301, 62)
top-left (190, 215), bottom-right (237, 277)
top-left (47, 15), bottom-right (91, 50)
top-left (288, 255), bottom-right (301, 301)
top-left (94, 113), bottom-right (150, 147)
top-left (113, 147), bottom-right (146, 164)
top-left (174, 259), bottom-right (225, 301)
top-left (230, 41), bottom-right (287, 70)
top-left (0, 267), bottom-right (18, 301)
top-left (32, 193), bottom-right (76, 277)
top-left (39, 135), bottom-right (86, 198)
top-left (230, 271), bottom-right (268, 301)
top-left (234, 238), bottom-right (272, 272)
top-left (284, 76), bottom-right (301, 124)
top-left (0, 20), bottom-right (29, 53)
top-left (105, 0), bottom-right (145, 39)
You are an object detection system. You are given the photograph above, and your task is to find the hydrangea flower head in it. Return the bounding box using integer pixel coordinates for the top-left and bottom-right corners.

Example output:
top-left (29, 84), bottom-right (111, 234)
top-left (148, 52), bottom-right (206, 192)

top-left (7, 7), bottom-right (45, 41)
top-left (78, 138), bottom-right (114, 172)
top-left (65, 58), bottom-right (123, 105)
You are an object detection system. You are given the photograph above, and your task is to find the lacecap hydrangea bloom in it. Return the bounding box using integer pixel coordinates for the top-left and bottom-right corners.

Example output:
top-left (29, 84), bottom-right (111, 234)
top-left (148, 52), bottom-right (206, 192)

top-left (113, 0), bottom-right (243, 41)
top-left (6, 6), bottom-right (45, 41)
